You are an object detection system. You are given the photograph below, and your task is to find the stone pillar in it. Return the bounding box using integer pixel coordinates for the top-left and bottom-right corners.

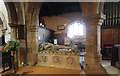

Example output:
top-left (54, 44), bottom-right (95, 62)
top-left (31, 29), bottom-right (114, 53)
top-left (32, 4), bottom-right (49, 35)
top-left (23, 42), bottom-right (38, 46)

top-left (24, 2), bottom-right (42, 65)
top-left (8, 23), bottom-right (17, 39)
top-left (27, 25), bottom-right (38, 65)
top-left (83, 15), bottom-right (106, 73)
top-left (25, 14), bottom-right (39, 65)
top-left (80, 2), bottom-right (106, 73)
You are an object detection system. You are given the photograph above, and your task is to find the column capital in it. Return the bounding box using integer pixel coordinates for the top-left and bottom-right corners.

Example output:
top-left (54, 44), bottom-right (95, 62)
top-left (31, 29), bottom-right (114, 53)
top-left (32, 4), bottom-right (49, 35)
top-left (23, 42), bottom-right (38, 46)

top-left (83, 14), bottom-right (106, 26)
top-left (8, 22), bottom-right (18, 28)
top-left (8, 23), bottom-right (25, 28)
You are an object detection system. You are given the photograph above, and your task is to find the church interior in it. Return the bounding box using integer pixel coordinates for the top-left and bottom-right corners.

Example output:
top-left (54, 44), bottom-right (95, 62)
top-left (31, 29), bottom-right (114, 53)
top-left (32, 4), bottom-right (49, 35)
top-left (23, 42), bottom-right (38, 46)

top-left (0, 1), bottom-right (120, 75)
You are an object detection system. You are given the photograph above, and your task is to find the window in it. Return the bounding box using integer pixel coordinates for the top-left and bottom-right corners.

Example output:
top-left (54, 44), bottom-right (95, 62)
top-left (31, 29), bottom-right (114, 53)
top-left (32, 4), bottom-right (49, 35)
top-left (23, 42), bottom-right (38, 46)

top-left (67, 21), bottom-right (84, 38)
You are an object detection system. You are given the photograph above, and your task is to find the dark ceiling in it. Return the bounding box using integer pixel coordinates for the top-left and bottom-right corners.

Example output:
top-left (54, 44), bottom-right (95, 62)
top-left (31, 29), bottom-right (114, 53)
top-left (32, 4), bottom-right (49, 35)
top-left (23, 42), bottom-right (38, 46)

top-left (39, 2), bottom-right (82, 17)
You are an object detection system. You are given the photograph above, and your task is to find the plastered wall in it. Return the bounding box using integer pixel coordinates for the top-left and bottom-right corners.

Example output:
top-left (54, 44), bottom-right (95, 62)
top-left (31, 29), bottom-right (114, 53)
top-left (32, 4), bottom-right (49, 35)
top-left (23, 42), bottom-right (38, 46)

top-left (42, 12), bottom-right (82, 32)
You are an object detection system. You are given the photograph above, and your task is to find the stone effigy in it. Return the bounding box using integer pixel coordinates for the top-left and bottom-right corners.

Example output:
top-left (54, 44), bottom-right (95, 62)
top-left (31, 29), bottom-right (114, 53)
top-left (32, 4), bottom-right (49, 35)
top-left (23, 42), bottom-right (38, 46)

top-left (38, 42), bottom-right (78, 52)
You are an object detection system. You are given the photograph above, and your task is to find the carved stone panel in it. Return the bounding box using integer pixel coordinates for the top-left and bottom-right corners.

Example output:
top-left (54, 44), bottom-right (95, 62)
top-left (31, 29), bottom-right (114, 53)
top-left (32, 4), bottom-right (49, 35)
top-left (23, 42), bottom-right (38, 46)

top-left (41, 55), bottom-right (47, 62)
top-left (52, 56), bottom-right (59, 63)
top-left (66, 57), bottom-right (74, 65)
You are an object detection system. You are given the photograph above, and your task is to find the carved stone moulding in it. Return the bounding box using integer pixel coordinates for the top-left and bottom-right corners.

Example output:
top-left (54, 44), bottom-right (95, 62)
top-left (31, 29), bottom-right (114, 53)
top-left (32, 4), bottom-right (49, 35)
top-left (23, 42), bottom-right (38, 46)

top-left (30, 25), bottom-right (39, 32)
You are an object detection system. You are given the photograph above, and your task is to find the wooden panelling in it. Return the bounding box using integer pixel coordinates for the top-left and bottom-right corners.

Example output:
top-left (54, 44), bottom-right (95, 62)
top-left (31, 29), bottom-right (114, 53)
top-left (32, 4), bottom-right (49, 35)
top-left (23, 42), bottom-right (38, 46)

top-left (101, 28), bottom-right (120, 49)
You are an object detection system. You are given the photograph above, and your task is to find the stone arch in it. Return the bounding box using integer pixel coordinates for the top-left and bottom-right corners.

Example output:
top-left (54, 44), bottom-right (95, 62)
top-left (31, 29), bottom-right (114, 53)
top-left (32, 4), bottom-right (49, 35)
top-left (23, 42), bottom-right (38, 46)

top-left (14, 2), bottom-right (24, 25)
top-left (4, 2), bottom-right (18, 24)
top-left (25, 2), bottom-right (43, 25)
top-left (0, 11), bottom-right (8, 46)
top-left (4, 2), bottom-right (18, 39)
top-left (0, 11), bottom-right (7, 37)
top-left (80, 2), bottom-right (104, 17)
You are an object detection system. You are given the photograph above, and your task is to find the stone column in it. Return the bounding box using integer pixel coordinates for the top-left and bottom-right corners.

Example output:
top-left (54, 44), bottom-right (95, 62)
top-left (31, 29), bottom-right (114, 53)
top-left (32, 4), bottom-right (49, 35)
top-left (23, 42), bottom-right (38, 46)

top-left (24, 2), bottom-right (42, 65)
top-left (27, 25), bottom-right (38, 65)
top-left (8, 23), bottom-right (17, 39)
top-left (83, 14), bottom-right (106, 73)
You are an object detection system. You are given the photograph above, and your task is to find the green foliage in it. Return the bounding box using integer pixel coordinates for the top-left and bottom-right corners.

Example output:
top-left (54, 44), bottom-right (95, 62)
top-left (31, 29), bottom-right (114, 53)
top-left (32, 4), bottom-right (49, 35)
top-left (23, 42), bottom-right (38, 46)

top-left (2, 38), bottom-right (22, 52)
top-left (65, 52), bottom-right (67, 55)
top-left (52, 51), bottom-right (54, 53)
top-left (76, 50), bottom-right (80, 53)
top-left (73, 50), bottom-right (80, 55)
top-left (22, 71), bottom-right (33, 75)
top-left (45, 42), bottom-right (48, 45)
top-left (38, 49), bottom-right (41, 52)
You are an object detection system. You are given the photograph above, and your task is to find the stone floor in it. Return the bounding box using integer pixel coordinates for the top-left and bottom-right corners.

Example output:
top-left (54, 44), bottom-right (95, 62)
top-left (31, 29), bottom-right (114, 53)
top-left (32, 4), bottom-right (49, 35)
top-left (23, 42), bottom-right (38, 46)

top-left (16, 66), bottom-right (83, 74)
top-left (102, 60), bottom-right (119, 74)
top-left (1, 60), bottom-right (119, 75)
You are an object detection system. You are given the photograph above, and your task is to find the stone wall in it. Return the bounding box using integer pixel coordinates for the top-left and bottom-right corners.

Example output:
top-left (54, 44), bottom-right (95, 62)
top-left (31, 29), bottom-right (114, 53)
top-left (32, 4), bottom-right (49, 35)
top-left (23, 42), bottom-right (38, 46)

top-left (42, 12), bottom-right (82, 32)
top-left (38, 26), bottom-right (54, 45)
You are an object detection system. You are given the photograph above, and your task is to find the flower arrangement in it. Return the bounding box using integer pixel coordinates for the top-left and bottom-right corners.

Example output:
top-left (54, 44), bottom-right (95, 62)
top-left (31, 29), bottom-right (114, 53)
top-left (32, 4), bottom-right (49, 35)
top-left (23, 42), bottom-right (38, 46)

top-left (2, 38), bottom-right (22, 52)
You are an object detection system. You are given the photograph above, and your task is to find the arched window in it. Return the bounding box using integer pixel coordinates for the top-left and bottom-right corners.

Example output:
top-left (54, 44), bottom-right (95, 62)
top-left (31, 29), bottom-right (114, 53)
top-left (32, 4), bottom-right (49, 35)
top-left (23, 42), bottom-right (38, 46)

top-left (67, 21), bottom-right (85, 38)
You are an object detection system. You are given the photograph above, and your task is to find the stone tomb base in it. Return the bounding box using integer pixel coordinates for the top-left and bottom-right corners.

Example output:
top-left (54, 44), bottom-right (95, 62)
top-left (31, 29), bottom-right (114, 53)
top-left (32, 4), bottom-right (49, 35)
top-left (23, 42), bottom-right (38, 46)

top-left (37, 52), bottom-right (81, 70)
